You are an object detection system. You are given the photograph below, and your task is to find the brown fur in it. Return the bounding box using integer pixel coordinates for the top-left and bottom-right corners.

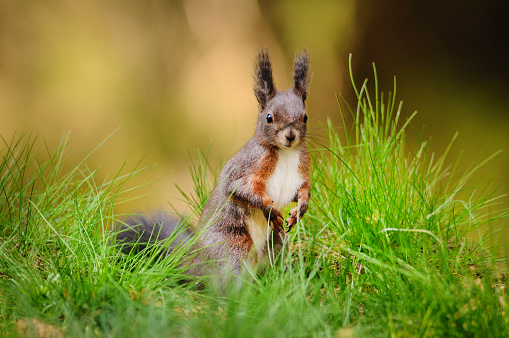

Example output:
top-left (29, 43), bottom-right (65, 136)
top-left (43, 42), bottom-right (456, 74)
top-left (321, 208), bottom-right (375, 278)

top-left (118, 49), bottom-right (312, 288)
top-left (191, 49), bottom-right (312, 281)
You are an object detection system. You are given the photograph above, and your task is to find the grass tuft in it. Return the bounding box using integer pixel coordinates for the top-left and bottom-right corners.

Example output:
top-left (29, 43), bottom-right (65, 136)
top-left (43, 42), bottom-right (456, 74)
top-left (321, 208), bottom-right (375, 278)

top-left (1, 61), bottom-right (508, 336)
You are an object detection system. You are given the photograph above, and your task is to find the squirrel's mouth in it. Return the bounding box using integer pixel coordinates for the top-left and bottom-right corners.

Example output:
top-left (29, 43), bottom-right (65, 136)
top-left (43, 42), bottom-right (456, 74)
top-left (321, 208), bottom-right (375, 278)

top-left (279, 129), bottom-right (300, 149)
top-left (280, 139), bottom-right (299, 149)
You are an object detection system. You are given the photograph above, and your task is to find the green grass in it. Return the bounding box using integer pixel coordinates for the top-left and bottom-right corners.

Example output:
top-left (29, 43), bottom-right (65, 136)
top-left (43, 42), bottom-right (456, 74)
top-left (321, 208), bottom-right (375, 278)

top-left (1, 60), bottom-right (508, 337)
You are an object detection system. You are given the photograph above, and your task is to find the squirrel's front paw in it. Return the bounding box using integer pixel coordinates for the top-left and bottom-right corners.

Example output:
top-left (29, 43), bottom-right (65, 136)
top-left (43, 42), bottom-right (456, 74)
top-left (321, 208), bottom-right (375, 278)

top-left (285, 202), bottom-right (308, 232)
top-left (272, 215), bottom-right (284, 233)
top-left (285, 216), bottom-right (297, 232)
top-left (264, 204), bottom-right (284, 232)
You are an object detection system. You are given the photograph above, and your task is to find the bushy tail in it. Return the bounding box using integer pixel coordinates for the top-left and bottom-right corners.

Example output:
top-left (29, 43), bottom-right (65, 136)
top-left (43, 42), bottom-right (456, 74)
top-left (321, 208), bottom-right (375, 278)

top-left (116, 211), bottom-right (192, 257)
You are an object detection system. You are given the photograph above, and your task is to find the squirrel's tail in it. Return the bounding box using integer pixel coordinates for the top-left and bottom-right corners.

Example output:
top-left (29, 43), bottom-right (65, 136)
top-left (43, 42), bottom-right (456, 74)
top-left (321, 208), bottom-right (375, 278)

top-left (116, 211), bottom-right (192, 257)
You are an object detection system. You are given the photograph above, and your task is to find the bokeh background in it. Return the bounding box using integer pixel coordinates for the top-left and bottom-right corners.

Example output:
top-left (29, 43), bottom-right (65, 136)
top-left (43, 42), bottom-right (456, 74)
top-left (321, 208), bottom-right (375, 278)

top-left (1, 1), bottom-right (508, 252)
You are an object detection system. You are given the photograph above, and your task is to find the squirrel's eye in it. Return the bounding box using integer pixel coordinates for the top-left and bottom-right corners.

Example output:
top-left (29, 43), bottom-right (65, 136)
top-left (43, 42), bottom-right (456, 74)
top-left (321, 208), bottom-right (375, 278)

top-left (303, 113), bottom-right (308, 123)
top-left (266, 113), bottom-right (273, 123)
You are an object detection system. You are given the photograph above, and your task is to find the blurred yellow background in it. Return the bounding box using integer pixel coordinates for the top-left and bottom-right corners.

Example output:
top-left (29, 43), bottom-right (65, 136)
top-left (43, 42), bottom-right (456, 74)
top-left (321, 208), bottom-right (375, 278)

top-left (1, 1), bottom-right (508, 249)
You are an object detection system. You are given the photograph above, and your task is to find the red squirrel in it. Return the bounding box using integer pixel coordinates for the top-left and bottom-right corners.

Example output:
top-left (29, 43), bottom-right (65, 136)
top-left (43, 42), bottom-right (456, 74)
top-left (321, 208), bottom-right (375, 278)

top-left (117, 49), bottom-right (311, 285)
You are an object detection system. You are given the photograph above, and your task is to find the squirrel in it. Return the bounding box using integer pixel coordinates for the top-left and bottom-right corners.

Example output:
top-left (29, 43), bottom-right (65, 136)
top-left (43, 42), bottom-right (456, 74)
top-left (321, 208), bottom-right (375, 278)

top-left (117, 49), bottom-right (311, 287)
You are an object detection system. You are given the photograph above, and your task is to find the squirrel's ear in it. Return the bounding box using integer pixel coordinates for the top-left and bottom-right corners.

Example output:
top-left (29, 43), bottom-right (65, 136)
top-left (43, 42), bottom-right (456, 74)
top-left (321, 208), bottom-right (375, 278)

top-left (292, 49), bottom-right (311, 105)
top-left (254, 49), bottom-right (276, 111)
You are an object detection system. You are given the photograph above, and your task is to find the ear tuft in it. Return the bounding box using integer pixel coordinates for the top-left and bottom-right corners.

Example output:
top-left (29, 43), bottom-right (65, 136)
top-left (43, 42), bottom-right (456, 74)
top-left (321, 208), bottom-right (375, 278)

top-left (293, 49), bottom-right (311, 104)
top-left (254, 49), bottom-right (276, 111)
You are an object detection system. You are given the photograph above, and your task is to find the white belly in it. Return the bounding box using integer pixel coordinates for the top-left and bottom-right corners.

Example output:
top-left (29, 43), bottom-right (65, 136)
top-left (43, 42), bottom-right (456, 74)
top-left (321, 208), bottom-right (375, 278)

top-left (265, 149), bottom-right (304, 209)
top-left (245, 209), bottom-right (268, 254)
top-left (246, 149), bottom-right (304, 253)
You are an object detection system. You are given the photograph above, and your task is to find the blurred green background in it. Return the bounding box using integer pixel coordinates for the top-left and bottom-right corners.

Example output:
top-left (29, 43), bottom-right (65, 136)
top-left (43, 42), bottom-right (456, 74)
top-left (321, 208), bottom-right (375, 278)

top-left (1, 1), bottom-right (508, 251)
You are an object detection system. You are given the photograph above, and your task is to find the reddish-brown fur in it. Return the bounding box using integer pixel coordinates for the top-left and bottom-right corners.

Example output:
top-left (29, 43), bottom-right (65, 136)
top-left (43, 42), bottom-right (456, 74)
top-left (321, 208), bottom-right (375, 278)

top-left (118, 49), bottom-right (312, 288)
top-left (189, 49), bottom-right (312, 283)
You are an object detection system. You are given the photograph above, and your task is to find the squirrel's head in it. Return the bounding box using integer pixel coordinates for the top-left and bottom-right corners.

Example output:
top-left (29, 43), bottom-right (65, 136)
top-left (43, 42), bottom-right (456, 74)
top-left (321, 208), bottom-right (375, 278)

top-left (253, 49), bottom-right (311, 150)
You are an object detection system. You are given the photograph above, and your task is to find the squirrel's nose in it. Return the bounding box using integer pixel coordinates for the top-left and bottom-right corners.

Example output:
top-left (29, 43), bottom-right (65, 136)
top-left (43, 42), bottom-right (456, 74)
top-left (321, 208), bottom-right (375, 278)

top-left (285, 130), bottom-right (296, 142)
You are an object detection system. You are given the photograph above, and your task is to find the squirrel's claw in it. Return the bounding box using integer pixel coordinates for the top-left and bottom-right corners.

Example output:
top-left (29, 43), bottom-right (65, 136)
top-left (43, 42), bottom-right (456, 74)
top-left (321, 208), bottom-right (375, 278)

top-left (264, 203), bottom-right (284, 232)
top-left (285, 215), bottom-right (297, 232)
top-left (285, 200), bottom-right (309, 232)
top-left (272, 216), bottom-right (285, 233)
